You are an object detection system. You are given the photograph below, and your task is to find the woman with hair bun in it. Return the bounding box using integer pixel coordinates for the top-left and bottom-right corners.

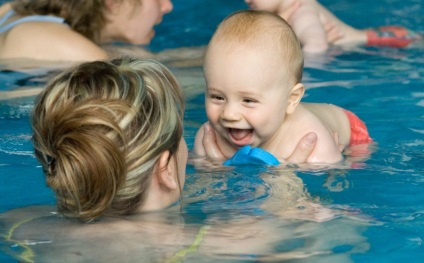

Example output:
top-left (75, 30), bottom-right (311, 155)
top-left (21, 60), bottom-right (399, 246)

top-left (32, 57), bottom-right (186, 221)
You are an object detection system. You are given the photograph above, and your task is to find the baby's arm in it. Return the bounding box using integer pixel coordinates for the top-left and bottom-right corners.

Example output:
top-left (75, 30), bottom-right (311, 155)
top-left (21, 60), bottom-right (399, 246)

top-left (286, 0), bottom-right (328, 53)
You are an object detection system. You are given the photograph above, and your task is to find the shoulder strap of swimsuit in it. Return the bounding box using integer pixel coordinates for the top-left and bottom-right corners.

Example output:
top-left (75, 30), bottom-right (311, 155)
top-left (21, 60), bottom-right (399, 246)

top-left (0, 9), bottom-right (15, 26)
top-left (0, 9), bottom-right (67, 34)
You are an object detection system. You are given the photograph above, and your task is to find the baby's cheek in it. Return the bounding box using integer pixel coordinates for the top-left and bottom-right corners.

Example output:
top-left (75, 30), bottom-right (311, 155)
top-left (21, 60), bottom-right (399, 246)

top-left (206, 106), bottom-right (220, 121)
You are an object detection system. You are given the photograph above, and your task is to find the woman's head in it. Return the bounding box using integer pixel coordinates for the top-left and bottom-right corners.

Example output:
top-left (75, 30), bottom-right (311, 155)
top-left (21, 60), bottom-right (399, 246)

top-left (32, 57), bottom-right (185, 221)
top-left (12, 0), bottom-right (173, 44)
top-left (101, 0), bottom-right (174, 44)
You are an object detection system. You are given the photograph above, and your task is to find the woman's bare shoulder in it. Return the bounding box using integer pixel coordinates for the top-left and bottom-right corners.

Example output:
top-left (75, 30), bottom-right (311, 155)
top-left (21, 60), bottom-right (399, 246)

top-left (0, 3), bottom-right (12, 16)
top-left (0, 21), bottom-right (108, 62)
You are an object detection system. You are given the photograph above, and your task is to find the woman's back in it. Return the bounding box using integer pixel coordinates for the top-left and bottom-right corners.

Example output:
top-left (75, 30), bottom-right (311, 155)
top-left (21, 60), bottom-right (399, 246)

top-left (0, 3), bottom-right (107, 62)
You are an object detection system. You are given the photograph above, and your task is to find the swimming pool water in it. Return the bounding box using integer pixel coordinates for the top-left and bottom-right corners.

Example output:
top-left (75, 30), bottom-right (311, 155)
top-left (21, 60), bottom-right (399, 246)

top-left (1, 0), bottom-right (424, 262)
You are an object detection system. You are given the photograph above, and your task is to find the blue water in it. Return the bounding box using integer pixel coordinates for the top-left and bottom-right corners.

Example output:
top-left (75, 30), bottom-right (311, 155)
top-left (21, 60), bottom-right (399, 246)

top-left (1, 0), bottom-right (424, 262)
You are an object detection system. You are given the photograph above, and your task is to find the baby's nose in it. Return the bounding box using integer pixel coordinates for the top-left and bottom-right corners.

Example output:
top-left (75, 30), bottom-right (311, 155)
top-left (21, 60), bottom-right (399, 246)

top-left (221, 103), bottom-right (241, 121)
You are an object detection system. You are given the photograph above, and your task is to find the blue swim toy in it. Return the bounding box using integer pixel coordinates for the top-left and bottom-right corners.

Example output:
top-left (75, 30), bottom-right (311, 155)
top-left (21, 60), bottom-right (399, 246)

top-left (223, 145), bottom-right (280, 166)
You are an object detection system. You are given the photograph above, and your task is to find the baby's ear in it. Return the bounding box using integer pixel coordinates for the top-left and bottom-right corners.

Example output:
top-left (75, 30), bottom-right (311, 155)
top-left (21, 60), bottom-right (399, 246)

top-left (156, 151), bottom-right (178, 190)
top-left (287, 83), bottom-right (304, 115)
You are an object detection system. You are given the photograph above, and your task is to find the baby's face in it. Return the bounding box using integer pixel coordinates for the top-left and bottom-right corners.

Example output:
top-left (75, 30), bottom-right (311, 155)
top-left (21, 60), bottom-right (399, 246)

top-left (244, 0), bottom-right (282, 13)
top-left (204, 41), bottom-right (292, 148)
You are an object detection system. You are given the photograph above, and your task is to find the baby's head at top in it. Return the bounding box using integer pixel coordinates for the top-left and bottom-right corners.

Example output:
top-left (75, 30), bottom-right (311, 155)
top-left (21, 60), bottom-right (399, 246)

top-left (205, 10), bottom-right (303, 87)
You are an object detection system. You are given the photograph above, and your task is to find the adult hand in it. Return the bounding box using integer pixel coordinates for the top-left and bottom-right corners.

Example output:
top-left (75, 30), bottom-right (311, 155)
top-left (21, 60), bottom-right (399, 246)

top-left (277, 0), bottom-right (343, 45)
top-left (202, 122), bottom-right (318, 164)
top-left (285, 132), bottom-right (317, 163)
top-left (201, 122), bottom-right (225, 161)
top-left (278, 0), bottom-right (301, 21)
top-left (324, 22), bottom-right (344, 44)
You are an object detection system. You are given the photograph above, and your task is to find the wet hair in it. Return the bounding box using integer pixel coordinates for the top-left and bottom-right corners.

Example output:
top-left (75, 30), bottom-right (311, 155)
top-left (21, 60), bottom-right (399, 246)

top-left (208, 10), bottom-right (304, 85)
top-left (31, 57), bottom-right (185, 221)
top-left (12, 0), bottom-right (140, 43)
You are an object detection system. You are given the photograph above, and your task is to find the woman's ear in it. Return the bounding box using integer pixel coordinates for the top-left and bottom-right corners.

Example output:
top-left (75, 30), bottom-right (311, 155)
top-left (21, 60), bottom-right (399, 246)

top-left (156, 151), bottom-right (178, 190)
top-left (287, 83), bottom-right (304, 115)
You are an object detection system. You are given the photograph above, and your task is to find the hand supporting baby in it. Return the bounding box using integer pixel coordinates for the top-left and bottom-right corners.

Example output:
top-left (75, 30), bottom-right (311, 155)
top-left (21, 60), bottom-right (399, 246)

top-left (200, 122), bottom-right (318, 164)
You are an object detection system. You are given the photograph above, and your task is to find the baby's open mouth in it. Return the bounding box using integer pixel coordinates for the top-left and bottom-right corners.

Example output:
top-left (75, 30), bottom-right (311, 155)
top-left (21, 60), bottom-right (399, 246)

top-left (227, 128), bottom-right (254, 146)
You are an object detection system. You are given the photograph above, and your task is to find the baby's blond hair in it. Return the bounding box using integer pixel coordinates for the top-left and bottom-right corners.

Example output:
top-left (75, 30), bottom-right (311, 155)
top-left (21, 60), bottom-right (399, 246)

top-left (208, 10), bottom-right (304, 85)
top-left (32, 57), bottom-right (184, 221)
